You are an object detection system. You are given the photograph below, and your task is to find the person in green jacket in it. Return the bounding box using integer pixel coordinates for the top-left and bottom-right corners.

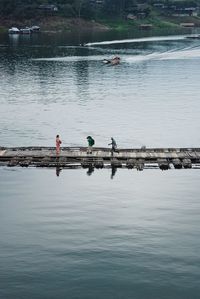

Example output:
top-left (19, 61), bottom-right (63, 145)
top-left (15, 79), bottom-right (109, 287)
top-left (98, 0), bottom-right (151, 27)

top-left (87, 136), bottom-right (95, 154)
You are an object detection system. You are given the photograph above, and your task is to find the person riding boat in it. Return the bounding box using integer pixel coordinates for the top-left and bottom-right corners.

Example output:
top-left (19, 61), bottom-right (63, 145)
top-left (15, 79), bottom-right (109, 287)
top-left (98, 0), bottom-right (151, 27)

top-left (103, 56), bottom-right (121, 65)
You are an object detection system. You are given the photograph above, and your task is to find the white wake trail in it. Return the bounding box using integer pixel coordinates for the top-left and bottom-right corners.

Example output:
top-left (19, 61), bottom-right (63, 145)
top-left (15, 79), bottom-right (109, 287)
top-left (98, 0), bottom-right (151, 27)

top-left (85, 35), bottom-right (187, 46)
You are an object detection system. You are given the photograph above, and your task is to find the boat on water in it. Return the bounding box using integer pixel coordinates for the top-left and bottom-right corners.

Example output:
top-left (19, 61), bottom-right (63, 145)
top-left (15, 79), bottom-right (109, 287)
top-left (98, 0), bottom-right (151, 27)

top-left (20, 27), bottom-right (32, 34)
top-left (30, 26), bottom-right (40, 32)
top-left (8, 26), bottom-right (40, 35)
top-left (8, 27), bottom-right (20, 34)
top-left (103, 56), bottom-right (121, 65)
top-left (186, 34), bottom-right (200, 39)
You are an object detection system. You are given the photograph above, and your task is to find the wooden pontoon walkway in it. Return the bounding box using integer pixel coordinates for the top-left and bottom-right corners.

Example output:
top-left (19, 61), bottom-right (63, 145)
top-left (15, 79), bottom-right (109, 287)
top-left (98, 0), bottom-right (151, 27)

top-left (0, 147), bottom-right (200, 170)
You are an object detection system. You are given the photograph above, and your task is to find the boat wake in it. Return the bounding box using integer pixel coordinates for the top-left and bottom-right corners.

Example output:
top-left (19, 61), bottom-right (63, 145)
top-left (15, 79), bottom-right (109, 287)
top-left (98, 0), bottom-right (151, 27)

top-left (125, 46), bottom-right (200, 63)
top-left (85, 35), bottom-right (187, 46)
top-left (33, 55), bottom-right (109, 62)
top-left (32, 45), bottom-right (200, 63)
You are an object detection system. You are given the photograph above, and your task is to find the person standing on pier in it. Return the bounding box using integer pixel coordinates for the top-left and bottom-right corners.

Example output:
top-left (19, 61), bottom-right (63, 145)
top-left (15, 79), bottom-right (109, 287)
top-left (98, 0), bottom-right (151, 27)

top-left (108, 137), bottom-right (119, 156)
top-left (56, 135), bottom-right (62, 155)
top-left (87, 136), bottom-right (95, 154)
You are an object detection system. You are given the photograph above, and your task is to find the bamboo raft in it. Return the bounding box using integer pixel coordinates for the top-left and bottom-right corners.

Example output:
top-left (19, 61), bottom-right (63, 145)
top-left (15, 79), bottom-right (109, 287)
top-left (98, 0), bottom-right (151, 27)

top-left (0, 147), bottom-right (200, 170)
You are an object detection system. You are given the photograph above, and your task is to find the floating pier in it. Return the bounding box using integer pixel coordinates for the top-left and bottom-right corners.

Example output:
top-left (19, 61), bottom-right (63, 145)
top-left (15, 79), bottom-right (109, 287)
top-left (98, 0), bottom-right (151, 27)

top-left (0, 147), bottom-right (200, 170)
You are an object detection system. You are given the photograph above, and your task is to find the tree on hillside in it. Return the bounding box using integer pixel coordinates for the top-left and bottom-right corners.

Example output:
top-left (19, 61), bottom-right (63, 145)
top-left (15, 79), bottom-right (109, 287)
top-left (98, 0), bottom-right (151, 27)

top-left (72, 0), bottom-right (93, 19)
top-left (102, 0), bottom-right (139, 16)
top-left (0, 0), bottom-right (200, 19)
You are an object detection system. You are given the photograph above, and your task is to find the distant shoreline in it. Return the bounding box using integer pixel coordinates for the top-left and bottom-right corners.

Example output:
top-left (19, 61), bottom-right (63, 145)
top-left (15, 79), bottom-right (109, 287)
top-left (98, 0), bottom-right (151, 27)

top-left (0, 17), bottom-right (110, 33)
top-left (1, 15), bottom-right (200, 34)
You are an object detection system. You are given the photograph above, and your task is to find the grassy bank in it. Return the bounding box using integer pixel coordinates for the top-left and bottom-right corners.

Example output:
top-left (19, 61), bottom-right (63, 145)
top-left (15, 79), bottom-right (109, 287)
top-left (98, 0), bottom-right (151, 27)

top-left (99, 12), bottom-right (200, 31)
top-left (99, 17), bottom-right (179, 31)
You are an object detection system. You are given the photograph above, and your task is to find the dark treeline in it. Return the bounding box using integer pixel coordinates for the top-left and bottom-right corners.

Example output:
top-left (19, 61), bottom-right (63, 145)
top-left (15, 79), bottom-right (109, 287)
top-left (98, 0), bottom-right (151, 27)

top-left (0, 0), bottom-right (199, 19)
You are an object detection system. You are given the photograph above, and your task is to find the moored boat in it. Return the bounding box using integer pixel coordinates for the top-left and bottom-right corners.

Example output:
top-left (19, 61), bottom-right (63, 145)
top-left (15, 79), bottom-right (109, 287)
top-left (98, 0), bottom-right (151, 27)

top-left (8, 27), bottom-right (20, 34)
top-left (31, 26), bottom-right (40, 32)
top-left (20, 27), bottom-right (32, 34)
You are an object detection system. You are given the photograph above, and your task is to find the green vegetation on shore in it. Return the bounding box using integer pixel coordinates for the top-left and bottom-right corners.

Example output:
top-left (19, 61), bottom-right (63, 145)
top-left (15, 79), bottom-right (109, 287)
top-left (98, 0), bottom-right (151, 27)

top-left (0, 0), bottom-right (200, 32)
top-left (0, 26), bottom-right (6, 32)
top-left (98, 14), bottom-right (181, 31)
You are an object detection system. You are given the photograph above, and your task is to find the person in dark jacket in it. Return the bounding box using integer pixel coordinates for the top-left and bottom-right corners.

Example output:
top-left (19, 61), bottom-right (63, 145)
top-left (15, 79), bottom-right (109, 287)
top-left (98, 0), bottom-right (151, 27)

top-left (108, 137), bottom-right (119, 156)
top-left (87, 136), bottom-right (95, 154)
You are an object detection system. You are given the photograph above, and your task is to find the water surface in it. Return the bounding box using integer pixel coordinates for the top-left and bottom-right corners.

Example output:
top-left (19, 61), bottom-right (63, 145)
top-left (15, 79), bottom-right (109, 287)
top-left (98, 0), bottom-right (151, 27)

top-left (0, 29), bottom-right (200, 298)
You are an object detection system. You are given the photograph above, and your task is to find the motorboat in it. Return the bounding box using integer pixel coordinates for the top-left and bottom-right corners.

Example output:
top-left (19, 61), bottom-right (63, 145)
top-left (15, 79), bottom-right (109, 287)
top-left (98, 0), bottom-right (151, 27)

top-left (103, 56), bottom-right (121, 65)
top-left (9, 26), bottom-right (41, 35)
top-left (185, 34), bottom-right (200, 39)
top-left (20, 27), bottom-right (32, 34)
top-left (8, 27), bottom-right (20, 34)
top-left (30, 26), bottom-right (40, 32)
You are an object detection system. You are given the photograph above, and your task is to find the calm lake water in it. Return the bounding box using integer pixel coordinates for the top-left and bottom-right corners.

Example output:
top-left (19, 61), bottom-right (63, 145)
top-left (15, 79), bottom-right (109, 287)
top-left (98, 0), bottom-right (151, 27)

top-left (0, 29), bottom-right (200, 298)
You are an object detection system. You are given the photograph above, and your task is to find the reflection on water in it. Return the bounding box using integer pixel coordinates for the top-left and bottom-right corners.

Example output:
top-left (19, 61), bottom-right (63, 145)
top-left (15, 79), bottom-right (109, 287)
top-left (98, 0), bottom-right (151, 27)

top-left (55, 166), bottom-right (117, 178)
top-left (86, 165), bottom-right (94, 176)
top-left (0, 168), bottom-right (200, 299)
top-left (111, 166), bottom-right (117, 179)
top-left (56, 166), bottom-right (62, 177)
